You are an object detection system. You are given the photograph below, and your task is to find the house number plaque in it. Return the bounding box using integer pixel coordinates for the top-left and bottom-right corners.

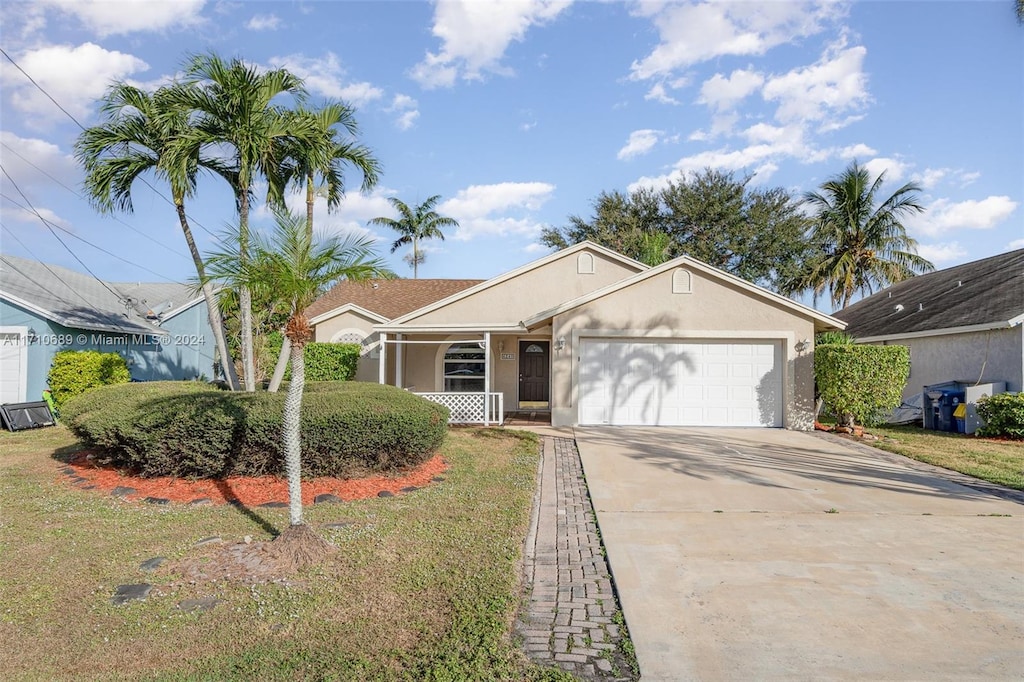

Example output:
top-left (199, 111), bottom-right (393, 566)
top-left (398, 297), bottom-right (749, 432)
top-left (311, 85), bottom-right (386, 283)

top-left (500, 353), bottom-right (515, 360)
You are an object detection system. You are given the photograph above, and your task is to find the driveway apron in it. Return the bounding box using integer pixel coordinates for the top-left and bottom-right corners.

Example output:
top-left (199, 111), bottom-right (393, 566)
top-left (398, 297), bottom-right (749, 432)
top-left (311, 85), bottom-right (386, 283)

top-left (575, 427), bottom-right (1023, 681)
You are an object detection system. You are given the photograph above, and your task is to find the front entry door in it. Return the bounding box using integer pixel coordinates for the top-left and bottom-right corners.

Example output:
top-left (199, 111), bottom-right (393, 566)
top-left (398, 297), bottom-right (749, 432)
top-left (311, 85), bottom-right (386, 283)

top-left (519, 341), bottom-right (550, 406)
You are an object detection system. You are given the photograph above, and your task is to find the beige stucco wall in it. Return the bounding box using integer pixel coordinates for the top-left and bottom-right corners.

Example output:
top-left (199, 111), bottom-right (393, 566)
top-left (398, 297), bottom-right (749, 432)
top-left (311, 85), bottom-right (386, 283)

top-left (402, 248), bottom-right (642, 326)
top-left (311, 308), bottom-right (382, 383)
top-left (869, 326), bottom-right (1023, 400)
top-left (549, 266), bottom-right (817, 429)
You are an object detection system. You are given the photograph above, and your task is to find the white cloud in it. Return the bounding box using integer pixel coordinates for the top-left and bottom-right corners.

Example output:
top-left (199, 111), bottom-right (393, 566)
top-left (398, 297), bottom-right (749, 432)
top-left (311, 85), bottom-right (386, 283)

top-left (913, 168), bottom-right (947, 190)
top-left (958, 171), bottom-right (981, 187)
top-left (762, 43), bottom-right (869, 125)
top-left (523, 242), bottom-right (547, 253)
top-left (916, 242), bottom-right (967, 265)
top-left (912, 196), bottom-right (1018, 237)
top-left (246, 14), bottom-right (281, 31)
top-left (0, 132), bottom-right (79, 193)
top-left (644, 83), bottom-right (680, 105)
top-left (698, 68), bottom-right (764, 111)
top-left (617, 129), bottom-right (662, 160)
top-left (39, 0), bottom-right (205, 36)
top-left (630, 1), bottom-right (834, 80)
top-left (386, 94), bottom-right (420, 131)
top-left (268, 53), bottom-right (383, 106)
top-left (8, 205), bottom-right (72, 230)
top-left (1007, 238), bottom-right (1024, 250)
top-left (1, 43), bottom-right (149, 124)
top-left (411, 0), bottom-right (573, 88)
top-left (439, 181), bottom-right (556, 240)
top-left (838, 143), bottom-right (876, 159)
top-left (863, 157), bottom-right (909, 184)
top-left (272, 187), bottom-right (399, 241)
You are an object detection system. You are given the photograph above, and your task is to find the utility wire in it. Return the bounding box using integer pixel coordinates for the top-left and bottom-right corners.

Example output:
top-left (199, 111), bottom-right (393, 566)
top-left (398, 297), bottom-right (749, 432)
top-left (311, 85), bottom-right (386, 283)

top-left (1, 189), bottom-right (178, 282)
top-left (0, 164), bottom-right (158, 303)
top-left (0, 45), bottom-right (219, 238)
top-left (0, 141), bottom-right (192, 259)
top-left (0, 223), bottom-right (102, 310)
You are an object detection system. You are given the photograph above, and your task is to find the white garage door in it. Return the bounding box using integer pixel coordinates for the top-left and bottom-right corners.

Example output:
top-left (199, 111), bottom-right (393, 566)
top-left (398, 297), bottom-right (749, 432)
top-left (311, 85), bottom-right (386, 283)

top-left (579, 339), bottom-right (782, 427)
top-left (0, 330), bottom-right (28, 404)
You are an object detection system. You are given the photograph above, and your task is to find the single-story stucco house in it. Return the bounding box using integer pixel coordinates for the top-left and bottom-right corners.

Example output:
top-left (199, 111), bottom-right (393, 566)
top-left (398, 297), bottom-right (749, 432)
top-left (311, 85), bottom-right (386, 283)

top-left (834, 248), bottom-right (1023, 426)
top-left (309, 241), bottom-right (845, 428)
top-left (0, 254), bottom-right (219, 404)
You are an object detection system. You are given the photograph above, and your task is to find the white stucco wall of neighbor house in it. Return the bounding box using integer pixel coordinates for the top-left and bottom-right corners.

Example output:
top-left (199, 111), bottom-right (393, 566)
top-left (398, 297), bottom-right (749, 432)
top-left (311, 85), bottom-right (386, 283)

top-left (874, 326), bottom-right (1024, 401)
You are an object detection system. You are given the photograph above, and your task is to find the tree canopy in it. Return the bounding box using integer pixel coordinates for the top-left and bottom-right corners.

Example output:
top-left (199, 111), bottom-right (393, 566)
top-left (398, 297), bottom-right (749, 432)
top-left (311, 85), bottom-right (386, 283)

top-left (541, 169), bottom-right (813, 292)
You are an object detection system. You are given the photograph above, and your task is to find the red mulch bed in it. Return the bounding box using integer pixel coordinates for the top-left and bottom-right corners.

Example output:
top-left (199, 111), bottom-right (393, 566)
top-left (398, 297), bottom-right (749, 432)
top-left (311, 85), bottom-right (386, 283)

top-left (61, 452), bottom-right (447, 506)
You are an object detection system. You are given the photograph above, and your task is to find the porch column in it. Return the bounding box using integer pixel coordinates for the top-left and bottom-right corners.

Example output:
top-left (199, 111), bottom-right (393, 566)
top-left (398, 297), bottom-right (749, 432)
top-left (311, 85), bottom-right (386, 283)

top-left (483, 331), bottom-right (491, 426)
top-left (378, 332), bottom-right (387, 385)
top-left (396, 333), bottom-right (404, 389)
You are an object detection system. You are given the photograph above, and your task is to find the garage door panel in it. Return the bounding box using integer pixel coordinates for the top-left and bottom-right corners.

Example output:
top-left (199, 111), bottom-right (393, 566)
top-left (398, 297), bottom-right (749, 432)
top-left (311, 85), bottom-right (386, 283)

top-left (580, 339), bottom-right (782, 427)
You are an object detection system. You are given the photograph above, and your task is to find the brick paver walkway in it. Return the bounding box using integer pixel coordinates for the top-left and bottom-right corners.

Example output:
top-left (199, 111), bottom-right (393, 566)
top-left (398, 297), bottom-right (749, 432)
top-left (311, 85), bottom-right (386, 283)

top-left (517, 436), bottom-right (637, 680)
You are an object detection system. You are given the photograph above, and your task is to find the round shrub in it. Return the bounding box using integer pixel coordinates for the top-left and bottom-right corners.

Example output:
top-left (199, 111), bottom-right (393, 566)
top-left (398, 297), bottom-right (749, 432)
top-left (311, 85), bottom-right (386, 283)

top-left (61, 381), bottom-right (449, 479)
top-left (47, 349), bottom-right (131, 409)
top-left (975, 392), bottom-right (1024, 439)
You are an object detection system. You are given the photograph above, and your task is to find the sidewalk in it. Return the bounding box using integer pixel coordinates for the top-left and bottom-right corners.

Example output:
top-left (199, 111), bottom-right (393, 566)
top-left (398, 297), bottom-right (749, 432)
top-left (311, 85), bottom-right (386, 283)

top-left (515, 433), bottom-right (637, 680)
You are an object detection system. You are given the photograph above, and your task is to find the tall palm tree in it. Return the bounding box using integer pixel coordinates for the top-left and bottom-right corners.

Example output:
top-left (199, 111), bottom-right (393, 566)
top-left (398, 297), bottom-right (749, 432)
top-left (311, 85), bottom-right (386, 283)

top-left (201, 210), bottom-right (392, 529)
top-left (795, 161), bottom-right (933, 309)
top-left (167, 52), bottom-right (311, 391)
top-left (369, 195), bottom-right (459, 278)
top-left (271, 101), bottom-right (381, 238)
top-left (74, 83), bottom-right (240, 390)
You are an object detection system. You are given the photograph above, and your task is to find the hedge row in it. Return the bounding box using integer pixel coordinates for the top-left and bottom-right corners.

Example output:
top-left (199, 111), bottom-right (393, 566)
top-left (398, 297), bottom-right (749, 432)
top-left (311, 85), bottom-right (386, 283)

top-left (47, 350), bottom-right (131, 409)
top-left (61, 381), bottom-right (449, 479)
top-left (267, 333), bottom-right (361, 382)
top-left (815, 344), bottom-right (909, 426)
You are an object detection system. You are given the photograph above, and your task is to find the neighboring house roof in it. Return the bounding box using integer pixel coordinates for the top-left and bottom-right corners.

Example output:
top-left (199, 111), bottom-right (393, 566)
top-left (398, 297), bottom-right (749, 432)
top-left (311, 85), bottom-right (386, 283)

top-left (307, 278), bottom-right (483, 322)
top-left (522, 253), bottom-right (846, 332)
top-left (834, 249), bottom-right (1024, 340)
top-left (0, 254), bottom-right (202, 335)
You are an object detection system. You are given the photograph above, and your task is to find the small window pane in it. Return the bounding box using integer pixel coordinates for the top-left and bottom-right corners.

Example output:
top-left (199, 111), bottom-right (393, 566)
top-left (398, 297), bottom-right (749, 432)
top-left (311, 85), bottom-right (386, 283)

top-left (524, 343), bottom-right (544, 353)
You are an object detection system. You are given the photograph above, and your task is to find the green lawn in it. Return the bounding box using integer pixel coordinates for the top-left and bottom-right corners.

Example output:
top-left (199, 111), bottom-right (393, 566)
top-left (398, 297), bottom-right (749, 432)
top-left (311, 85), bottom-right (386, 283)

top-left (865, 425), bottom-right (1024, 490)
top-left (0, 425), bottom-right (571, 681)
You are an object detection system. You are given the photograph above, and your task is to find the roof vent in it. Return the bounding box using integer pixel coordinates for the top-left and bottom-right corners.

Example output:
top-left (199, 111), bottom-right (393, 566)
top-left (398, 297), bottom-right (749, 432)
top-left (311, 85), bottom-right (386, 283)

top-left (957, 280), bottom-right (962, 287)
top-left (895, 304), bottom-right (904, 312)
top-left (918, 303), bottom-right (924, 312)
top-left (887, 291), bottom-right (892, 298)
top-left (371, 282), bottom-right (379, 289)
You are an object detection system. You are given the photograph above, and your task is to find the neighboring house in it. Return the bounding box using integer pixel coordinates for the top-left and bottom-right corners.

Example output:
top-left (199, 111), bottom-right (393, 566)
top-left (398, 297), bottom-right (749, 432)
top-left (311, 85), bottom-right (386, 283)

top-left (834, 249), bottom-right (1024, 405)
top-left (309, 241), bottom-right (845, 428)
top-left (0, 254), bottom-right (218, 404)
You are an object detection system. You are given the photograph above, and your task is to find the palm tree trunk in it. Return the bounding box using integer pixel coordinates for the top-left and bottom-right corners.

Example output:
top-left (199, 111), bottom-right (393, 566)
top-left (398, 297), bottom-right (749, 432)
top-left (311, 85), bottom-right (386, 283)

top-left (305, 171), bottom-right (315, 240)
top-left (412, 235), bottom-right (418, 279)
top-left (284, 336), bottom-right (305, 526)
top-left (239, 188), bottom-right (256, 392)
top-left (175, 201), bottom-right (240, 391)
top-left (267, 336), bottom-right (291, 393)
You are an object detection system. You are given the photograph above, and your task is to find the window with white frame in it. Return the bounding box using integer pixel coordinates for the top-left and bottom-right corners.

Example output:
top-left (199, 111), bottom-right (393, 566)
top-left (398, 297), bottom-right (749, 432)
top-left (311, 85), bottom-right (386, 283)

top-left (443, 342), bottom-right (486, 392)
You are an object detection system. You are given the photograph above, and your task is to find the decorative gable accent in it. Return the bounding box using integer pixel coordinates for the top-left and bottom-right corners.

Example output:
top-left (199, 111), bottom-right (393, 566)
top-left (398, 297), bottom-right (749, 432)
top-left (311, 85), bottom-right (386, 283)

top-left (577, 252), bottom-right (595, 274)
top-left (672, 268), bottom-right (692, 294)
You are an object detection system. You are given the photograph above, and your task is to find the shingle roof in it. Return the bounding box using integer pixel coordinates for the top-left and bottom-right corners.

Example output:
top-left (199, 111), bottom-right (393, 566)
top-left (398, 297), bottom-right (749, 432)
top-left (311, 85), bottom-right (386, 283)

top-left (0, 254), bottom-right (200, 334)
top-left (307, 278), bottom-right (484, 321)
top-left (834, 249), bottom-right (1024, 338)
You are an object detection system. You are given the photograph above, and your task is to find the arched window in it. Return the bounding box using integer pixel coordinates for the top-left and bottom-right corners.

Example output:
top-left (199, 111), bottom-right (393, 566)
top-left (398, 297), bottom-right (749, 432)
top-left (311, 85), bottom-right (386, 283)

top-left (577, 252), bottom-right (595, 274)
top-left (443, 342), bottom-right (486, 392)
top-left (330, 328), bottom-right (376, 357)
top-left (672, 268), bottom-right (692, 294)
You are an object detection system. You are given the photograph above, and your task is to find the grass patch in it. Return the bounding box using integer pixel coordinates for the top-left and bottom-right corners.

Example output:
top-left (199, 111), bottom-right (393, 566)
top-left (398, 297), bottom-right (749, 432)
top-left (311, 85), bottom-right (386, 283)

top-left (865, 425), bottom-right (1024, 490)
top-left (0, 425), bottom-right (549, 680)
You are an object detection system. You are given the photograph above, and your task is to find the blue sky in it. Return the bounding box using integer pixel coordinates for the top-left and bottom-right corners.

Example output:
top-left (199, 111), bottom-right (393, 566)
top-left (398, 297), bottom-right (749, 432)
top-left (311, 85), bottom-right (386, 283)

top-left (1, 0), bottom-right (1021, 313)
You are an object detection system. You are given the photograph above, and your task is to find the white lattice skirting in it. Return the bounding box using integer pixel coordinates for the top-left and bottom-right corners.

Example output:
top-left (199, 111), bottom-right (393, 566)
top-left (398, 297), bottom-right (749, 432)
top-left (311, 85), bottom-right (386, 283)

top-left (415, 392), bottom-right (504, 425)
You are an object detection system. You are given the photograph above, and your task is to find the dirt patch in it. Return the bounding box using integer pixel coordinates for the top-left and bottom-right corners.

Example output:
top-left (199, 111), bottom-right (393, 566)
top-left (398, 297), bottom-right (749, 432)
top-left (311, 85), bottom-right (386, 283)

top-left (61, 451), bottom-right (447, 506)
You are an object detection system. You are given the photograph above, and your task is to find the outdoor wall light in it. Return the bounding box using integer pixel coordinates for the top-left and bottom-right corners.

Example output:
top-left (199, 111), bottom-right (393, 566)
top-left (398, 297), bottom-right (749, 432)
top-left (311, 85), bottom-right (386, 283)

top-left (26, 327), bottom-right (38, 343)
top-left (498, 341), bottom-right (504, 353)
top-left (795, 338), bottom-right (811, 352)
top-left (555, 336), bottom-right (566, 352)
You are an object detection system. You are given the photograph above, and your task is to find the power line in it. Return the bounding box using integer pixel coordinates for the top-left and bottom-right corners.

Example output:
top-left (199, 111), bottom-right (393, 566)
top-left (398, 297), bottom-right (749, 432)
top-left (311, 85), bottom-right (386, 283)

top-left (0, 224), bottom-right (101, 310)
top-left (0, 164), bottom-right (160, 303)
top-left (0, 45), bottom-right (220, 238)
top-left (0, 141), bottom-right (192, 259)
top-left (0, 189), bottom-right (179, 282)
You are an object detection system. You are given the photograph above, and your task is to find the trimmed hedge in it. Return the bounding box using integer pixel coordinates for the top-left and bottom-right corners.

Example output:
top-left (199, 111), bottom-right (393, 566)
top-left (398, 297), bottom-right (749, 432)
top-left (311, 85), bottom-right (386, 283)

top-left (266, 333), bottom-right (361, 382)
top-left (47, 349), bottom-right (131, 409)
top-left (815, 344), bottom-right (909, 427)
top-left (61, 381), bottom-right (449, 479)
top-left (976, 392), bottom-right (1024, 439)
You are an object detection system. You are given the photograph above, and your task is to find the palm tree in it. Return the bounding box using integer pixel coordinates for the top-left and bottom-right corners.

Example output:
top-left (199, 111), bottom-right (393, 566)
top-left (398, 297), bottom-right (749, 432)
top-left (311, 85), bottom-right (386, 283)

top-left (167, 52), bottom-right (311, 391)
top-left (201, 210), bottom-right (392, 529)
top-left (75, 83), bottom-right (240, 390)
top-left (271, 101), bottom-right (381, 238)
top-left (265, 102), bottom-right (381, 392)
top-left (794, 162), bottom-right (933, 309)
top-left (369, 195), bottom-right (459, 278)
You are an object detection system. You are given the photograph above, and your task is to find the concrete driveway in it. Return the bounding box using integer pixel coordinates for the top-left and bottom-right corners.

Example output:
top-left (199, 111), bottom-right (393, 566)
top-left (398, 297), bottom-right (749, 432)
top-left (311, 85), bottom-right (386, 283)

top-left (574, 427), bottom-right (1023, 681)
